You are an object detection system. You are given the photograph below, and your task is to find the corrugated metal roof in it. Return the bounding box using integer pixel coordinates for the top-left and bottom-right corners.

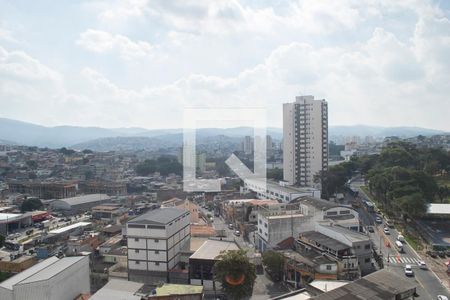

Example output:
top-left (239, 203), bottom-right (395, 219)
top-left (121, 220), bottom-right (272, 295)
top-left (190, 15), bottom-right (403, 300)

top-left (0, 256), bottom-right (59, 290)
top-left (19, 256), bottom-right (86, 284)
top-left (189, 240), bottom-right (239, 260)
top-left (54, 194), bottom-right (110, 206)
top-left (49, 221), bottom-right (91, 234)
top-left (427, 203), bottom-right (450, 215)
top-left (90, 279), bottom-right (143, 300)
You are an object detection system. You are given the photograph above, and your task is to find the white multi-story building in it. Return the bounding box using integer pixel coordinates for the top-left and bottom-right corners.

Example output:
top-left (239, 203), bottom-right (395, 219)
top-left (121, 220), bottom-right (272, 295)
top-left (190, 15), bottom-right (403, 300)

top-left (243, 178), bottom-right (321, 203)
top-left (283, 95), bottom-right (328, 186)
top-left (127, 207), bottom-right (190, 283)
top-left (256, 197), bottom-right (360, 252)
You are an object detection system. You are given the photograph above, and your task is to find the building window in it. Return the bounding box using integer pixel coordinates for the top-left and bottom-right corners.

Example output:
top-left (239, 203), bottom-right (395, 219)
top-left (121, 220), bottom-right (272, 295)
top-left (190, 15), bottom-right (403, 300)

top-left (136, 261), bottom-right (140, 265)
top-left (155, 262), bottom-right (160, 266)
top-left (135, 249), bottom-right (139, 253)
top-left (264, 223), bottom-right (268, 228)
top-left (326, 211), bottom-right (338, 216)
top-left (365, 258), bottom-right (370, 263)
top-left (134, 238), bottom-right (139, 242)
top-left (155, 250), bottom-right (159, 254)
top-left (365, 244), bottom-right (370, 250)
top-left (326, 265), bottom-right (332, 270)
top-left (259, 219), bottom-right (262, 224)
top-left (154, 239), bottom-right (159, 243)
top-left (339, 210), bottom-right (350, 215)
top-left (259, 229), bottom-right (262, 233)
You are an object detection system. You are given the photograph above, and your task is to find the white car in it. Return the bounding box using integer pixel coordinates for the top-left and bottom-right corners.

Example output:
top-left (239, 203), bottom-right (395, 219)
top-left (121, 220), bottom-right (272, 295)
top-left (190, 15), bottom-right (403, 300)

top-left (418, 261), bottom-right (427, 270)
top-left (437, 296), bottom-right (448, 300)
top-left (375, 216), bottom-right (383, 224)
top-left (404, 264), bottom-right (414, 276)
top-left (383, 227), bottom-right (390, 235)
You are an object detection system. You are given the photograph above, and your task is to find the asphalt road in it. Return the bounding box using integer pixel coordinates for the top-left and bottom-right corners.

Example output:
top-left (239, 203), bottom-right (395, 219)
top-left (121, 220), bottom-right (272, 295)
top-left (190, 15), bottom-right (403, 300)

top-left (350, 181), bottom-right (450, 299)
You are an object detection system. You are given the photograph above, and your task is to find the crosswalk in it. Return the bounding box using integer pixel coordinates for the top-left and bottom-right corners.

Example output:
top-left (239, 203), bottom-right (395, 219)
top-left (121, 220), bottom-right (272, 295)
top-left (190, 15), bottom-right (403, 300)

top-left (386, 256), bottom-right (422, 264)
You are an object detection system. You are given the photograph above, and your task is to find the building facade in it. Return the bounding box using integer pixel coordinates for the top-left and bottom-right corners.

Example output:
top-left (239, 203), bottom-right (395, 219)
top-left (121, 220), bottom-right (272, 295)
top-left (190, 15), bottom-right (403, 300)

top-left (127, 207), bottom-right (191, 283)
top-left (283, 95), bottom-right (328, 186)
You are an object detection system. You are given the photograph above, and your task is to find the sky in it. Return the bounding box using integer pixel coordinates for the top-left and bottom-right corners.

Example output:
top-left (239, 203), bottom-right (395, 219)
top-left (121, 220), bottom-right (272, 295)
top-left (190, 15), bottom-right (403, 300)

top-left (0, 0), bottom-right (449, 130)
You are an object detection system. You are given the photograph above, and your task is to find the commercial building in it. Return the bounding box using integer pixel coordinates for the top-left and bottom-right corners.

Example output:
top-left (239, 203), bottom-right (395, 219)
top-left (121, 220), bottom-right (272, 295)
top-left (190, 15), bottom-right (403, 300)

top-left (0, 212), bottom-right (32, 235)
top-left (283, 95), bottom-right (328, 187)
top-left (309, 269), bottom-right (416, 299)
top-left (298, 223), bottom-right (374, 278)
top-left (243, 179), bottom-right (321, 203)
top-left (295, 197), bottom-right (360, 232)
top-left (7, 180), bottom-right (77, 199)
top-left (189, 239), bottom-right (239, 290)
top-left (81, 180), bottom-right (127, 196)
top-left (256, 197), bottom-right (360, 252)
top-left (50, 194), bottom-right (111, 215)
top-left (127, 207), bottom-right (191, 283)
top-left (92, 204), bottom-right (126, 222)
top-left (0, 256), bottom-right (90, 300)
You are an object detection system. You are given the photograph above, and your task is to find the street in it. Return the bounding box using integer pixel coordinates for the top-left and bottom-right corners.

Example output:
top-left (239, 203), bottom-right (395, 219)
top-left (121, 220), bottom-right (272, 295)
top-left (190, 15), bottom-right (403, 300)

top-left (349, 180), bottom-right (450, 299)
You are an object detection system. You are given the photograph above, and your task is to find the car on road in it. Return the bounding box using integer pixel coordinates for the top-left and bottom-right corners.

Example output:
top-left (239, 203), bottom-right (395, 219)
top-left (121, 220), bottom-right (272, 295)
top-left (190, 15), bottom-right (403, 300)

top-left (383, 227), bottom-right (390, 235)
top-left (418, 261), bottom-right (427, 270)
top-left (234, 230), bottom-right (241, 236)
top-left (367, 226), bottom-right (374, 233)
top-left (446, 250), bottom-right (450, 257)
top-left (404, 264), bottom-right (414, 276)
top-left (397, 234), bottom-right (405, 242)
top-left (375, 216), bottom-right (383, 224)
top-left (228, 224), bottom-right (233, 230)
top-left (427, 250), bottom-right (438, 258)
top-left (385, 220), bottom-right (394, 228)
top-left (437, 296), bottom-right (448, 300)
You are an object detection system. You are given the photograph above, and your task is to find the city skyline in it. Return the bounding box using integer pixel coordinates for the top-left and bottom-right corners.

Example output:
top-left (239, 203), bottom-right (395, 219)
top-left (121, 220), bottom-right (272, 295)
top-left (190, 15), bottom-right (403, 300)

top-left (0, 1), bottom-right (449, 131)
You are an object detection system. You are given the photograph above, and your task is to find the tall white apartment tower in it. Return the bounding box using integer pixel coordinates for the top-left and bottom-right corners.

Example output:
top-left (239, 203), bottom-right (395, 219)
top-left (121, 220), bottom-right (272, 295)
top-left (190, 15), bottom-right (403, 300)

top-left (283, 95), bottom-right (328, 186)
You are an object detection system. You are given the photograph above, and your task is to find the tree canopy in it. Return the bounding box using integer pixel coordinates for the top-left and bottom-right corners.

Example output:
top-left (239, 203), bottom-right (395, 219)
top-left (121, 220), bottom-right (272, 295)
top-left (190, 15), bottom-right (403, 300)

top-left (214, 249), bottom-right (256, 300)
top-left (21, 198), bottom-right (43, 212)
top-left (262, 250), bottom-right (284, 281)
top-left (135, 155), bottom-right (182, 176)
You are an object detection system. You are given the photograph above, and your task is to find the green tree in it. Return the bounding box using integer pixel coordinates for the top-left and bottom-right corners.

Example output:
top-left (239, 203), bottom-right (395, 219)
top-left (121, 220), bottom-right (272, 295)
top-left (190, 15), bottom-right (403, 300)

top-left (0, 234), bottom-right (5, 248)
top-left (214, 250), bottom-right (256, 300)
top-left (262, 250), bottom-right (284, 281)
top-left (26, 160), bottom-right (38, 170)
top-left (21, 198), bottom-right (43, 212)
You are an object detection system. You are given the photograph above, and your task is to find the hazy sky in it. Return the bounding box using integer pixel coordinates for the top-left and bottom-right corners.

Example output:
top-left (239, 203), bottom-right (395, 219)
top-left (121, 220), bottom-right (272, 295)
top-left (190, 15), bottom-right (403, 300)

top-left (0, 0), bottom-right (449, 130)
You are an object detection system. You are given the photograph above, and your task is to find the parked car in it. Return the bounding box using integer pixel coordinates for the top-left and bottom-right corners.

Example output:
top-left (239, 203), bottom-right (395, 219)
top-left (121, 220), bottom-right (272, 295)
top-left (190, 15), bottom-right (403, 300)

top-left (418, 261), bottom-right (427, 270)
top-left (228, 224), bottom-right (233, 230)
top-left (438, 251), bottom-right (446, 258)
top-left (375, 216), bottom-right (383, 224)
top-left (404, 264), bottom-right (414, 276)
top-left (446, 250), bottom-right (450, 257)
top-left (426, 251), bottom-right (438, 258)
top-left (234, 230), bottom-right (241, 237)
top-left (384, 227), bottom-right (390, 235)
top-left (437, 296), bottom-right (448, 300)
top-left (367, 226), bottom-right (374, 233)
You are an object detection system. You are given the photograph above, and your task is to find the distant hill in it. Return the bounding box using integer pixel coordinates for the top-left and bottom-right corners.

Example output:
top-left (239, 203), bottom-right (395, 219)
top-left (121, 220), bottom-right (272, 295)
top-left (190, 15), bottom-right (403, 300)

top-left (0, 118), bottom-right (446, 149)
top-left (330, 125), bottom-right (445, 138)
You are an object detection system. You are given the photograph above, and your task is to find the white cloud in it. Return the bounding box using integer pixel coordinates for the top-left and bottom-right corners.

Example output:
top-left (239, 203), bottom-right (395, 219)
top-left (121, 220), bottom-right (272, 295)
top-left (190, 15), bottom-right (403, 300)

top-left (1, 0), bottom-right (449, 131)
top-left (77, 29), bottom-right (153, 59)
